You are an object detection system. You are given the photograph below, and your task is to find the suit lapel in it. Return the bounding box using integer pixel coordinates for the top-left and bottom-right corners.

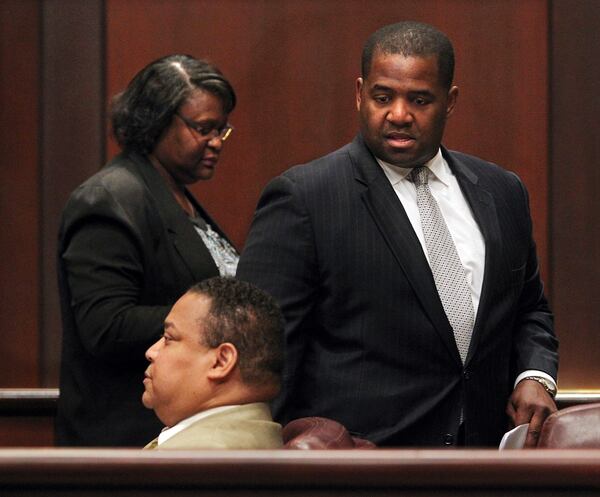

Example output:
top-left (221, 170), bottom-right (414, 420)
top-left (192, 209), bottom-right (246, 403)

top-left (349, 136), bottom-right (461, 364)
top-left (443, 149), bottom-right (503, 365)
top-left (128, 152), bottom-right (219, 280)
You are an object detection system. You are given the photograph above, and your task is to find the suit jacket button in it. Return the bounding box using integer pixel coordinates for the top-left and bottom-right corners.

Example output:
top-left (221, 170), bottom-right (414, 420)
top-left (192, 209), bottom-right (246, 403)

top-left (443, 434), bottom-right (454, 445)
top-left (463, 370), bottom-right (471, 380)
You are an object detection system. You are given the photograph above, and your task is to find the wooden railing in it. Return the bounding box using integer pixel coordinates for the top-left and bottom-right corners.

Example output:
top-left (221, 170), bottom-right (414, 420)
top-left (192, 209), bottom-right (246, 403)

top-left (0, 389), bottom-right (59, 415)
top-left (0, 389), bottom-right (599, 448)
top-left (0, 448), bottom-right (599, 495)
top-left (1, 388), bottom-right (599, 413)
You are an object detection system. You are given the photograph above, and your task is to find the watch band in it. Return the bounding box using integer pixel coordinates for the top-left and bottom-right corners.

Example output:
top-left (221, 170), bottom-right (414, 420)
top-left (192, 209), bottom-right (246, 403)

top-left (523, 376), bottom-right (557, 398)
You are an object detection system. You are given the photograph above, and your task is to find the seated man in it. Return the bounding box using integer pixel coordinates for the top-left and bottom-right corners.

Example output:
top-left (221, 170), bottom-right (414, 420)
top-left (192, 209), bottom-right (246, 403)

top-left (142, 276), bottom-right (284, 449)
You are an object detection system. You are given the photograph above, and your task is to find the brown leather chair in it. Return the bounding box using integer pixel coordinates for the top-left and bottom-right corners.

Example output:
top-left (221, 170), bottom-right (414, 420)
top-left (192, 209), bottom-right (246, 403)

top-left (538, 403), bottom-right (600, 448)
top-left (283, 417), bottom-right (376, 449)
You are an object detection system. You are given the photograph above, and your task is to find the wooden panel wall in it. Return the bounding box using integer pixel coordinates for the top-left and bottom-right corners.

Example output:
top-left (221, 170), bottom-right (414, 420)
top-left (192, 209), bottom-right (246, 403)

top-left (0, 0), bottom-right (41, 386)
top-left (550, 0), bottom-right (600, 388)
top-left (105, 0), bottom-right (550, 266)
top-left (0, 0), bottom-right (597, 396)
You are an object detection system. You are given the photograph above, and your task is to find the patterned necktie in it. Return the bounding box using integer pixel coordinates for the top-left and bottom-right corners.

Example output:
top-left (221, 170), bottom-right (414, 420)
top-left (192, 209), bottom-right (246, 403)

top-left (410, 166), bottom-right (474, 363)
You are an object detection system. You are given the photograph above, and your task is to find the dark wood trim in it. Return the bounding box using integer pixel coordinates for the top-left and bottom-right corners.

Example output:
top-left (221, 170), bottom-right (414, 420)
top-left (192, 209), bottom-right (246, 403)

top-left (549, 1), bottom-right (600, 389)
top-left (40, 0), bottom-right (105, 386)
top-left (0, 389), bottom-right (597, 416)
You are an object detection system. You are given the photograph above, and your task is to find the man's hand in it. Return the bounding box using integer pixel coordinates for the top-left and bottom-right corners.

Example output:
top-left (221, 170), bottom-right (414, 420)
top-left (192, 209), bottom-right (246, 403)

top-left (506, 379), bottom-right (557, 448)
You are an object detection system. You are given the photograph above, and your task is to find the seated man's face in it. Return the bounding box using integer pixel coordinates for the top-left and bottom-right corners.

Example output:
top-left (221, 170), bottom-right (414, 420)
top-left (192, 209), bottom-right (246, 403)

top-left (142, 292), bottom-right (216, 427)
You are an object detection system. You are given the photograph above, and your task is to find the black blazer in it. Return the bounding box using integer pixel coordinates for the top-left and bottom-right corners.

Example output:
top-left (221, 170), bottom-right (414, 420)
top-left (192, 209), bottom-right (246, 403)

top-left (56, 151), bottom-right (232, 446)
top-left (237, 135), bottom-right (558, 447)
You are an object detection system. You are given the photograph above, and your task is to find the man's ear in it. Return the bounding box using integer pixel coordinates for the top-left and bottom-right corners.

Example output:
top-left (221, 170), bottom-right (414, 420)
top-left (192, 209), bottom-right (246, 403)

top-left (356, 77), bottom-right (364, 111)
top-left (207, 343), bottom-right (238, 380)
top-left (446, 85), bottom-right (459, 118)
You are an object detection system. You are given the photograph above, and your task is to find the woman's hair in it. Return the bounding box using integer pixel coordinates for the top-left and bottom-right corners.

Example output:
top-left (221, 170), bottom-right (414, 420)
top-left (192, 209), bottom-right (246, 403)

top-left (110, 54), bottom-right (236, 155)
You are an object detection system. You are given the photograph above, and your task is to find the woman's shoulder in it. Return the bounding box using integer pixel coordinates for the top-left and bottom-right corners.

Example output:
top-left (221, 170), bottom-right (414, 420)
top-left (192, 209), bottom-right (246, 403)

top-left (62, 153), bottom-right (159, 228)
top-left (77, 153), bottom-right (147, 196)
top-left (72, 152), bottom-right (161, 203)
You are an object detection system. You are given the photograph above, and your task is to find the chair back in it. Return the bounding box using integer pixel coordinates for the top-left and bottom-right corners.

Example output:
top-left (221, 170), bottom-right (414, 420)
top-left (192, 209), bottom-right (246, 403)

top-left (538, 403), bottom-right (600, 448)
top-left (283, 417), bottom-right (376, 449)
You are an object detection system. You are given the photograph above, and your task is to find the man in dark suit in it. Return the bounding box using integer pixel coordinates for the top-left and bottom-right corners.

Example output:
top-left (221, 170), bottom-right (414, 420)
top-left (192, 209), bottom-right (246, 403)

top-left (237, 21), bottom-right (558, 447)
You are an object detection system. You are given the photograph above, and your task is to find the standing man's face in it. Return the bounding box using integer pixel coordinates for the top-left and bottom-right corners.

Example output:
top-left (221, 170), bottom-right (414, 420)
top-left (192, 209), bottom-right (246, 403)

top-left (356, 52), bottom-right (458, 168)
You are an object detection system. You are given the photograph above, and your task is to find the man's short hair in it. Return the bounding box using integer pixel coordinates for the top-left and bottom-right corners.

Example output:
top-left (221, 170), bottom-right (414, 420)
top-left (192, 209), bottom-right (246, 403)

top-left (361, 21), bottom-right (455, 89)
top-left (189, 277), bottom-right (284, 387)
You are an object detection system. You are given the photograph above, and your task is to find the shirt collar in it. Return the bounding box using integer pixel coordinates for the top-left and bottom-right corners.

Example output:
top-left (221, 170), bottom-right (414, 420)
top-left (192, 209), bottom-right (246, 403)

top-left (376, 148), bottom-right (451, 187)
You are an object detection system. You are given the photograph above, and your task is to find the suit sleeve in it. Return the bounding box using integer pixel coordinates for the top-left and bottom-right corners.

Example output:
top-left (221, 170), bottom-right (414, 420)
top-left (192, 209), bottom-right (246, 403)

top-left (237, 174), bottom-right (318, 420)
top-left (510, 175), bottom-right (558, 380)
top-left (60, 187), bottom-right (169, 362)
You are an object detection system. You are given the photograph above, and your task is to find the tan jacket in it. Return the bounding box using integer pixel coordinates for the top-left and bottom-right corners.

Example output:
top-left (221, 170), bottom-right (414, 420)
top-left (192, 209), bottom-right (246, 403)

top-left (144, 403), bottom-right (282, 450)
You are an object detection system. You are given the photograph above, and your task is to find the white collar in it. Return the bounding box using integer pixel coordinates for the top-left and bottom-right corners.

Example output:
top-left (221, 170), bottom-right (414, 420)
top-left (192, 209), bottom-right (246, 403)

top-left (376, 148), bottom-right (452, 187)
top-left (157, 404), bottom-right (240, 446)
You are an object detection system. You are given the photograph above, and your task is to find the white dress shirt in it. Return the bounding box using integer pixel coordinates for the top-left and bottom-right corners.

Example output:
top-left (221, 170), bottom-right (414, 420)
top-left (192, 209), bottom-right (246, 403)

top-left (377, 149), bottom-right (485, 313)
top-left (376, 149), bottom-right (556, 390)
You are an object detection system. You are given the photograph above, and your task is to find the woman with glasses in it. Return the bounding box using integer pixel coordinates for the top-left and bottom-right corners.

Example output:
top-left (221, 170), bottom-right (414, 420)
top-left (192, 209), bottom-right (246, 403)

top-left (56, 55), bottom-right (238, 446)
